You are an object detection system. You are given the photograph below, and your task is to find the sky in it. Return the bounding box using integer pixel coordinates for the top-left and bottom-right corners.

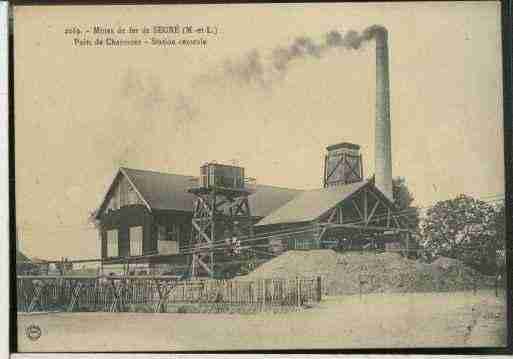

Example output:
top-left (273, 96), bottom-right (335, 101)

top-left (14, 2), bottom-right (505, 260)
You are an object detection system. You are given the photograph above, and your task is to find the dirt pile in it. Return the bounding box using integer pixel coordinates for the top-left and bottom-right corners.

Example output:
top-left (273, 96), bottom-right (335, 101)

top-left (242, 250), bottom-right (337, 288)
top-left (330, 252), bottom-right (490, 295)
top-left (243, 250), bottom-right (491, 295)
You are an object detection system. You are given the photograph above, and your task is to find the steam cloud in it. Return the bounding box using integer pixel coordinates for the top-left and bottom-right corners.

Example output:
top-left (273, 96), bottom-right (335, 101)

top-left (207, 25), bottom-right (387, 87)
top-left (177, 25), bottom-right (387, 128)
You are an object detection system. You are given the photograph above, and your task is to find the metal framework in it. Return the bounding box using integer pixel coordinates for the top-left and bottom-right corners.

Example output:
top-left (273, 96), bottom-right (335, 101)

top-left (317, 186), bottom-right (415, 253)
top-left (324, 152), bottom-right (363, 188)
top-left (188, 187), bottom-right (254, 278)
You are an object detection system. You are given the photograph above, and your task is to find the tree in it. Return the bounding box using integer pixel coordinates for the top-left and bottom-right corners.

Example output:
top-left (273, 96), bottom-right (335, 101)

top-left (392, 177), bottom-right (420, 230)
top-left (492, 204), bottom-right (506, 273)
top-left (88, 209), bottom-right (101, 229)
top-left (421, 194), bottom-right (501, 274)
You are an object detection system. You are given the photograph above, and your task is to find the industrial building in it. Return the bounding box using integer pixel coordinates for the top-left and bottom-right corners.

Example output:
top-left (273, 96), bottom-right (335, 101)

top-left (94, 167), bottom-right (302, 274)
top-left (93, 26), bottom-right (415, 277)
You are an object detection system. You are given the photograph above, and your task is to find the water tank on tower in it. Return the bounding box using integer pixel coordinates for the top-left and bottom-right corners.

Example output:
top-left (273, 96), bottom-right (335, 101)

top-left (323, 142), bottom-right (363, 187)
top-left (199, 162), bottom-right (245, 190)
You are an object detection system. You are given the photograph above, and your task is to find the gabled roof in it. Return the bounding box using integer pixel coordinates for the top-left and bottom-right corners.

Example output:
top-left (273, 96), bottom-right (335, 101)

top-left (96, 167), bottom-right (303, 219)
top-left (247, 184), bottom-right (304, 218)
top-left (256, 180), bottom-right (375, 226)
top-left (122, 167), bottom-right (196, 213)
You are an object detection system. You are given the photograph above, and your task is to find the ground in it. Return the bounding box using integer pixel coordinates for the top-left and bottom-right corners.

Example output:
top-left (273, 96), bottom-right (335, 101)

top-left (17, 290), bottom-right (506, 352)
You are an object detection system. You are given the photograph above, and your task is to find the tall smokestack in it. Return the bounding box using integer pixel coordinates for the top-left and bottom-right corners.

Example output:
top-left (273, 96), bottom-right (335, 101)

top-left (374, 26), bottom-right (393, 201)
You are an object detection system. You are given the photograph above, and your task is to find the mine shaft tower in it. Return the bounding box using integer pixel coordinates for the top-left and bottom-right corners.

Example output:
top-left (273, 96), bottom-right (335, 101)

top-left (188, 163), bottom-right (255, 278)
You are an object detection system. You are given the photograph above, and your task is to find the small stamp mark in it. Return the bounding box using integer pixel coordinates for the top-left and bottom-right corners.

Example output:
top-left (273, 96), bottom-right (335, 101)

top-left (25, 324), bottom-right (42, 341)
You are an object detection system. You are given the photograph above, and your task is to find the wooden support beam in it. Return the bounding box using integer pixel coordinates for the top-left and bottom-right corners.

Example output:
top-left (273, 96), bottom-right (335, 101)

top-left (210, 193), bottom-right (216, 278)
top-left (318, 222), bottom-right (413, 233)
top-left (190, 187), bottom-right (254, 278)
top-left (197, 196), bottom-right (213, 217)
top-left (153, 279), bottom-right (174, 313)
top-left (318, 209), bottom-right (337, 243)
top-left (323, 155), bottom-right (328, 187)
top-left (352, 199), bottom-right (364, 220)
top-left (107, 281), bottom-right (122, 312)
top-left (191, 254), bottom-right (196, 278)
top-left (192, 220), bottom-right (212, 244)
top-left (28, 284), bottom-right (43, 313)
top-left (244, 200), bottom-right (254, 237)
top-left (343, 155), bottom-right (361, 180)
top-left (197, 257), bottom-right (214, 276)
top-left (67, 283), bottom-right (83, 312)
top-left (368, 189), bottom-right (380, 202)
top-left (326, 156), bottom-right (344, 181)
top-left (363, 189), bottom-right (368, 223)
top-left (359, 154), bottom-right (364, 180)
top-left (215, 199), bottom-right (229, 209)
top-left (233, 198), bottom-right (246, 216)
top-left (366, 201), bottom-right (380, 225)
top-left (392, 216), bottom-right (401, 229)
top-left (327, 208), bottom-right (337, 223)
top-left (406, 232), bottom-right (410, 258)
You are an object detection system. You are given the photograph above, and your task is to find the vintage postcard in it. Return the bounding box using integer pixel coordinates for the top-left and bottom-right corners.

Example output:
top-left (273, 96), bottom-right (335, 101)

top-left (13, 1), bottom-right (508, 352)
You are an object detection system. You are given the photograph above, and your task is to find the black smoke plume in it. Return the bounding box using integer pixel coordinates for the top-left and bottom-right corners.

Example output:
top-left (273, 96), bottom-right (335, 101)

top-left (204, 25), bottom-right (387, 87)
top-left (178, 25), bottom-right (387, 124)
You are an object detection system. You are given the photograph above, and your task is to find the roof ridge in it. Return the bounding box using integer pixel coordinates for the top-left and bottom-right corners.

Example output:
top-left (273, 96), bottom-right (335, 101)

top-left (256, 183), bottom-right (304, 191)
top-left (121, 167), bottom-right (303, 191)
top-left (256, 180), bottom-right (371, 226)
top-left (121, 167), bottom-right (195, 178)
top-left (96, 167), bottom-right (306, 219)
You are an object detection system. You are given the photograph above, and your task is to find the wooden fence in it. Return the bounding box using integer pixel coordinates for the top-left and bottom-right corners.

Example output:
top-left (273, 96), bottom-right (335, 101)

top-left (17, 276), bottom-right (322, 313)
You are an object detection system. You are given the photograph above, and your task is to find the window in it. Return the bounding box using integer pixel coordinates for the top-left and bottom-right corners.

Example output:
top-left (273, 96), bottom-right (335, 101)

top-left (200, 165), bottom-right (208, 187)
top-left (157, 224), bottom-right (179, 254)
top-left (107, 230), bottom-right (118, 257)
top-left (171, 224), bottom-right (181, 243)
top-left (130, 226), bottom-right (143, 256)
top-left (157, 224), bottom-right (180, 242)
top-left (157, 225), bottom-right (168, 241)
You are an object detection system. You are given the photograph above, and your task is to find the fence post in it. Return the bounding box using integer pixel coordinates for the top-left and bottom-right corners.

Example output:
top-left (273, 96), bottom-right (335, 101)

top-left (316, 276), bottom-right (322, 302)
top-left (262, 279), bottom-right (266, 312)
top-left (359, 274), bottom-right (363, 300)
top-left (495, 274), bottom-right (498, 297)
top-left (296, 277), bottom-right (301, 308)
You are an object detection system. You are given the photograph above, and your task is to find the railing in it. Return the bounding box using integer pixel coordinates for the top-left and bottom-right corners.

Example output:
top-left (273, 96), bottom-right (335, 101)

top-left (188, 176), bottom-right (257, 193)
top-left (16, 275), bottom-right (322, 313)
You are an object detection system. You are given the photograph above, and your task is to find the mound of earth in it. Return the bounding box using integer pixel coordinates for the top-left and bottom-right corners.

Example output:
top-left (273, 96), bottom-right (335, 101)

top-left (330, 252), bottom-right (489, 295)
top-left (242, 250), bottom-right (337, 288)
top-left (243, 250), bottom-right (491, 295)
